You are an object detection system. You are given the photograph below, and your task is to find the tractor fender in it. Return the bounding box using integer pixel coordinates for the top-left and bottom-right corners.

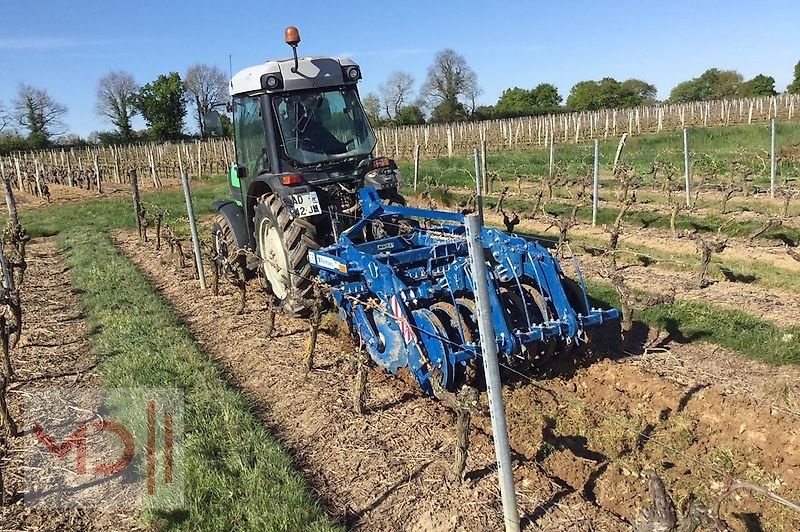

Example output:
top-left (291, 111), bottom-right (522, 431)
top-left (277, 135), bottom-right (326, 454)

top-left (250, 175), bottom-right (314, 210)
top-left (211, 199), bottom-right (252, 250)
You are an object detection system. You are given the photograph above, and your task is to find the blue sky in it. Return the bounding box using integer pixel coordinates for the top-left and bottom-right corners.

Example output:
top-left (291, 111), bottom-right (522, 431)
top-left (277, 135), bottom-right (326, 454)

top-left (1, 0), bottom-right (798, 137)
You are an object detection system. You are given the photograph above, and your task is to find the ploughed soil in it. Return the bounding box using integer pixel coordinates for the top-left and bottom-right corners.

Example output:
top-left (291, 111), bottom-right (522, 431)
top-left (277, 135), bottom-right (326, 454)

top-left (115, 229), bottom-right (800, 531)
top-left (0, 178), bottom-right (186, 211)
top-left (0, 239), bottom-right (142, 531)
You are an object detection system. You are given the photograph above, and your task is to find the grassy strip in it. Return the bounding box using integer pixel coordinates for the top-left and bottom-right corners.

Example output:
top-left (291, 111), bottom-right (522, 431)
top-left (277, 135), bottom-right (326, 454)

top-left (585, 280), bottom-right (800, 365)
top-left (59, 229), bottom-right (338, 531)
top-left (19, 177), bottom-right (339, 530)
top-left (397, 121), bottom-right (800, 192)
top-left (18, 179), bottom-right (229, 238)
top-left (428, 189), bottom-right (800, 245)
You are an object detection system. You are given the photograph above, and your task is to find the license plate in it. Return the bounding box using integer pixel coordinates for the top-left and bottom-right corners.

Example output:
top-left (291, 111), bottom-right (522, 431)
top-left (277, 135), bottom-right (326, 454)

top-left (289, 191), bottom-right (321, 218)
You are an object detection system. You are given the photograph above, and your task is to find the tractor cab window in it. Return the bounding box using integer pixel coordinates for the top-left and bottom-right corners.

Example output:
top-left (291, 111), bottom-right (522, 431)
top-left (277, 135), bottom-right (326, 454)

top-left (233, 95), bottom-right (268, 177)
top-left (273, 88), bottom-right (376, 166)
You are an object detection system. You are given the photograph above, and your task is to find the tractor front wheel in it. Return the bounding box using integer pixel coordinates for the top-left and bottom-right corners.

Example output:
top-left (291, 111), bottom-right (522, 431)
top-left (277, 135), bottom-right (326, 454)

top-left (254, 193), bottom-right (320, 317)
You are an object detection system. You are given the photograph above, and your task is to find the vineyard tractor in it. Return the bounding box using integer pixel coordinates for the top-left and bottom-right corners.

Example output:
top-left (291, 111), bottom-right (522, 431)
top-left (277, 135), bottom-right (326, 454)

top-left (211, 27), bottom-right (620, 393)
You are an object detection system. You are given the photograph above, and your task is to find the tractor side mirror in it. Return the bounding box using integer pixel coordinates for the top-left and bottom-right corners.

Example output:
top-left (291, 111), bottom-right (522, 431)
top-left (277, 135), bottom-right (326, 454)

top-left (203, 110), bottom-right (224, 137)
top-left (236, 164), bottom-right (247, 179)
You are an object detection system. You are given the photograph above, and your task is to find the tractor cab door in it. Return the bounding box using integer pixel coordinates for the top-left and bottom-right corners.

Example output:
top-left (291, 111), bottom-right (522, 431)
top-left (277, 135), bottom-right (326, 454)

top-left (232, 95), bottom-right (270, 204)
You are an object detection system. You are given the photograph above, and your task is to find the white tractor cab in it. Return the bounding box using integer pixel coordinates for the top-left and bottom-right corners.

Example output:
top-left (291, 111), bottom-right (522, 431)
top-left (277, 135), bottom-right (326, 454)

top-left (211, 26), bottom-right (404, 317)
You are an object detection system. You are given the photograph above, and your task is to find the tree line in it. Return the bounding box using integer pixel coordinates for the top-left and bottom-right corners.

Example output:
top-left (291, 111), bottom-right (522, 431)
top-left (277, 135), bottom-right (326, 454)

top-left (0, 64), bottom-right (231, 154)
top-left (2, 51), bottom-right (800, 153)
top-left (364, 55), bottom-right (800, 126)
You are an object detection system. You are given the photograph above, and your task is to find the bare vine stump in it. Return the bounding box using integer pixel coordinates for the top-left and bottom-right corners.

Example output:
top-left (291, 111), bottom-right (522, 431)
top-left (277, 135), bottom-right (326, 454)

top-left (0, 375), bottom-right (17, 436)
top-left (610, 273), bottom-right (674, 349)
top-left (634, 470), bottom-right (676, 531)
top-left (235, 269), bottom-right (247, 315)
top-left (501, 211), bottom-right (520, 233)
top-left (154, 212), bottom-right (163, 251)
top-left (606, 199), bottom-right (634, 270)
top-left (353, 340), bottom-right (368, 415)
top-left (670, 203), bottom-right (679, 237)
top-left (748, 218), bottom-right (781, 241)
top-left (494, 186), bottom-right (509, 214)
top-left (304, 285), bottom-right (324, 373)
top-left (429, 369), bottom-right (479, 482)
top-left (211, 259), bottom-right (220, 296)
top-left (689, 232), bottom-right (727, 287)
top-left (175, 240), bottom-right (186, 268)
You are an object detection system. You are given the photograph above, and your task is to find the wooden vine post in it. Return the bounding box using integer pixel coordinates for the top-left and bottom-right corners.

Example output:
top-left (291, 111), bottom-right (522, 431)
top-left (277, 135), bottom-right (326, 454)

top-left (129, 169), bottom-right (145, 242)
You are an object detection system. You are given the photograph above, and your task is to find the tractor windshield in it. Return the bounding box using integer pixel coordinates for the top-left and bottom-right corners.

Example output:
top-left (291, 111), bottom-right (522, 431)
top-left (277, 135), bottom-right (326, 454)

top-left (273, 88), bottom-right (376, 166)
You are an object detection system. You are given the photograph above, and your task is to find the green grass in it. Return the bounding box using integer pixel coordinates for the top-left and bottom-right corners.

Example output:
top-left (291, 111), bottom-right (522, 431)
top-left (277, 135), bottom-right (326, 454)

top-left (24, 176), bottom-right (339, 531)
top-left (585, 280), bottom-right (800, 365)
top-left (398, 121), bottom-right (800, 190)
top-left (473, 193), bottom-right (800, 245)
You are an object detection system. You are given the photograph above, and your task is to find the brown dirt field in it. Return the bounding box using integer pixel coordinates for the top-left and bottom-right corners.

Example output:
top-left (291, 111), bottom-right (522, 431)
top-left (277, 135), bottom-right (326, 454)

top-left (575, 254), bottom-right (800, 328)
top-left (0, 239), bottom-right (142, 531)
top-left (115, 230), bottom-right (800, 531)
top-left (474, 208), bottom-right (800, 276)
top-left (0, 178), bottom-right (186, 211)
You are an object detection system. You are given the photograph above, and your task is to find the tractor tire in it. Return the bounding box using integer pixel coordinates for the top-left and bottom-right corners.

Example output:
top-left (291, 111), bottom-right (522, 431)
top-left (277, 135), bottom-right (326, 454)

top-left (254, 193), bottom-right (320, 318)
top-left (210, 215), bottom-right (245, 277)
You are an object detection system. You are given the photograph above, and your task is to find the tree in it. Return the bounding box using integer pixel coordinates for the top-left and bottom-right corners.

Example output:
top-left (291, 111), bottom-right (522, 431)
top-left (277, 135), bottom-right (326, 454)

top-left (669, 69), bottom-right (744, 102)
top-left (787, 60), bottom-right (800, 94)
top-left (379, 71), bottom-right (415, 119)
top-left (422, 49), bottom-right (479, 123)
top-left (620, 79), bottom-right (657, 106)
top-left (184, 64), bottom-right (228, 136)
top-left (361, 92), bottom-right (384, 126)
top-left (95, 71), bottom-right (138, 142)
top-left (12, 84), bottom-right (68, 147)
top-left (567, 77), bottom-right (656, 111)
top-left (495, 83), bottom-right (562, 117)
top-left (430, 100), bottom-right (467, 123)
top-left (394, 105), bottom-right (425, 126)
top-left (134, 72), bottom-right (187, 140)
top-left (463, 69), bottom-right (482, 116)
top-left (219, 114), bottom-right (234, 137)
top-left (744, 74), bottom-right (777, 97)
top-left (0, 101), bottom-right (10, 133)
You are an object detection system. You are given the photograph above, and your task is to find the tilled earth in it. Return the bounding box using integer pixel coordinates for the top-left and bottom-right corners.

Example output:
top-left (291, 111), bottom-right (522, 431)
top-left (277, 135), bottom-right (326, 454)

top-left (115, 230), bottom-right (800, 531)
top-left (0, 239), bottom-right (142, 531)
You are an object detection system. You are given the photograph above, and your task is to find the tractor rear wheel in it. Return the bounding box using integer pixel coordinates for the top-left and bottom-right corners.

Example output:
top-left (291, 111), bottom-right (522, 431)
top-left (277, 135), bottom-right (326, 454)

top-left (254, 193), bottom-right (320, 317)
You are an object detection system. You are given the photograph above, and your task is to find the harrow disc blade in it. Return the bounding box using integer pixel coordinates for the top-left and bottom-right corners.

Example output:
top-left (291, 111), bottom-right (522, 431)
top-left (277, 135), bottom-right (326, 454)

top-left (365, 309), bottom-right (406, 373)
top-left (408, 308), bottom-right (455, 393)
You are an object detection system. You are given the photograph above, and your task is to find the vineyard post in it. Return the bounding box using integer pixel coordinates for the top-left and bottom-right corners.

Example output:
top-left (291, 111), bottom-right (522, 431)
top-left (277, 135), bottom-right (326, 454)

top-left (129, 169), bottom-right (143, 241)
top-left (33, 159), bottom-right (43, 197)
top-left (465, 215), bottom-right (520, 532)
top-left (0, 240), bottom-right (14, 291)
top-left (548, 133), bottom-right (555, 178)
top-left (473, 148), bottom-right (484, 225)
top-left (13, 157), bottom-right (22, 190)
top-left (413, 144), bottom-right (420, 192)
top-left (770, 118), bottom-right (776, 198)
top-left (593, 139), bottom-right (600, 227)
top-left (2, 177), bottom-right (19, 228)
top-left (683, 128), bottom-right (691, 207)
top-left (181, 172), bottom-right (207, 289)
top-left (93, 154), bottom-right (102, 193)
top-left (481, 139), bottom-right (488, 193)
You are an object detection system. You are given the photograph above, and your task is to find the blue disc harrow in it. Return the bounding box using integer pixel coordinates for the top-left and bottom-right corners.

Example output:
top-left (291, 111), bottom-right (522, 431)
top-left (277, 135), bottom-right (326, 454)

top-left (310, 188), bottom-right (620, 394)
